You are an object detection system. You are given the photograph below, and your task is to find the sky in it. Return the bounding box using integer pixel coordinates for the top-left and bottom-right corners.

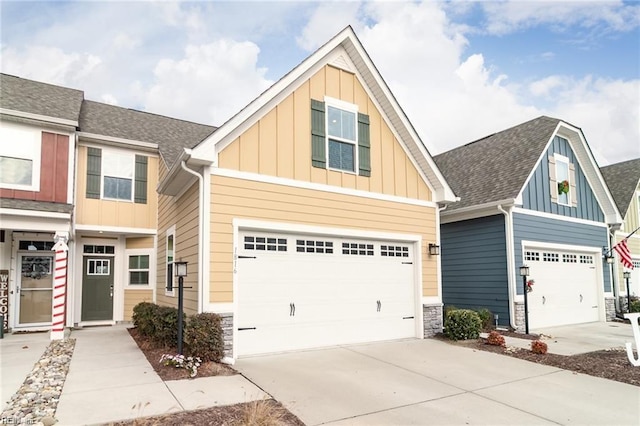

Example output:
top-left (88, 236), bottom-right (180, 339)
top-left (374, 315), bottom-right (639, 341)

top-left (1, 0), bottom-right (639, 166)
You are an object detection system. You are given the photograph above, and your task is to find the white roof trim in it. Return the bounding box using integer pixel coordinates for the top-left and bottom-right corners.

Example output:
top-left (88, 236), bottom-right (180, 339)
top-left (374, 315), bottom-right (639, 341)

top-left (0, 107), bottom-right (78, 127)
top-left (188, 26), bottom-right (456, 204)
top-left (78, 132), bottom-right (159, 152)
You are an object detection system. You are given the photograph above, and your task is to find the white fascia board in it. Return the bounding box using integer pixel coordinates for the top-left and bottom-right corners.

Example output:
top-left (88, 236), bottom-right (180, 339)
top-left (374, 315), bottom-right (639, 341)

top-left (158, 149), bottom-right (213, 195)
top-left (0, 208), bottom-right (70, 220)
top-left (512, 207), bottom-right (609, 228)
top-left (78, 132), bottom-right (158, 152)
top-left (0, 108), bottom-right (78, 128)
top-left (440, 199), bottom-right (516, 224)
top-left (74, 224), bottom-right (157, 235)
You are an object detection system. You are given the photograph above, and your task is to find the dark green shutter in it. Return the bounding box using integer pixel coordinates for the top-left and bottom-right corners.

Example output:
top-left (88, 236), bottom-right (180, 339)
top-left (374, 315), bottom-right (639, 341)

top-left (86, 147), bottom-right (101, 199)
top-left (311, 99), bottom-right (326, 168)
top-left (134, 155), bottom-right (148, 204)
top-left (358, 113), bottom-right (371, 177)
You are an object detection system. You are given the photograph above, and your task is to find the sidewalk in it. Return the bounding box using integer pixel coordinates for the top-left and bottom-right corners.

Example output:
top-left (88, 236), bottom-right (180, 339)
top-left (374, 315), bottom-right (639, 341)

top-left (2, 325), bottom-right (268, 425)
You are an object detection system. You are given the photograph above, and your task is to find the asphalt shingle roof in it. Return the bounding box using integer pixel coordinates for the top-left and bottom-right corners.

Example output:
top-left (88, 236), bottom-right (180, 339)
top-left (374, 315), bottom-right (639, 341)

top-left (0, 73), bottom-right (84, 122)
top-left (433, 116), bottom-right (561, 211)
top-left (600, 158), bottom-right (640, 216)
top-left (79, 100), bottom-right (216, 167)
top-left (0, 198), bottom-right (73, 214)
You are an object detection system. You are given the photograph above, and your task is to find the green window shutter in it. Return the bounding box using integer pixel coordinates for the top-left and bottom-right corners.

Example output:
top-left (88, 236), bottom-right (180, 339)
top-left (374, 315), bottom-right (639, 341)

top-left (86, 147), bottom-right (102, 199)
top-left (311, 99), bottom-right (326, 168)
top-left (358, 112), bottom-right (371, 177)
top-left (134, 155), bottom-right (148, 204)
top-left (548, 155), bottom-right (558, 204)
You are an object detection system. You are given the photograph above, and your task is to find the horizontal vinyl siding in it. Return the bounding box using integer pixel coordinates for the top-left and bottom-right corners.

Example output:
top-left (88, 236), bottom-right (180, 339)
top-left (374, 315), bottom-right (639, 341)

top-left (156, 178), bottom-right (200, 314)
top-left (123, 289), bottom-right (153, 321)
top-left (441, 215), bottom-right (510, 325)
top-left (513, 212), bottom-right (610, 293)
top-left (522, 136), bottom-right (604, 221)
top-left (616, 234), bottom-right (640, 293)
top-left (210, 174), bottom-right (437, 303)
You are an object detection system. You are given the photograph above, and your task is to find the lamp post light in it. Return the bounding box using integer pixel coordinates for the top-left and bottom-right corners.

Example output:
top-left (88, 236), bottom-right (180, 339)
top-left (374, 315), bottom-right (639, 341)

top-left (519, 265), bottom-right (530, 334)
top-left (175, 261), bottom-right (188, 355)
top-left (624, 271), bottom-right (632, 313)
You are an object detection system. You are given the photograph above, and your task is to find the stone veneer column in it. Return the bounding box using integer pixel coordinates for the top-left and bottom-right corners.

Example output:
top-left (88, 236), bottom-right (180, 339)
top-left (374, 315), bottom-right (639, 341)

top-left (422, 304), bottom-right (443, 337)
top-left (604, 297), bottom-right (616, 321)
top-left (514, 301), bottom-right (525, 333)
top-left (219, 313), bottom-right (234, 359)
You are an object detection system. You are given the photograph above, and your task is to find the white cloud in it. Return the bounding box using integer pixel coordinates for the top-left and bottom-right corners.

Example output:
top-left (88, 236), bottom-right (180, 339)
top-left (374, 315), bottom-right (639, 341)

top-left (296, 2), bottom-right (361, 51)
top-left (142, 39), bottom-right (273, 125)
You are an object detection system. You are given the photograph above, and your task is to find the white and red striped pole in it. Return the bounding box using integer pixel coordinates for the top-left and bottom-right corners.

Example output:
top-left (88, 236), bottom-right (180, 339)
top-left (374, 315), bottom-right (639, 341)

top-left (51, 234), bottom-right (69, 341)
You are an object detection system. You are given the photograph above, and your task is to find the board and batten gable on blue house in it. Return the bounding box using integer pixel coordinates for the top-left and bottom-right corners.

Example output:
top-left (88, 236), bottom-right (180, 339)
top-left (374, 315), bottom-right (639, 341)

top-left (434, 116), bottom-right (621, 331)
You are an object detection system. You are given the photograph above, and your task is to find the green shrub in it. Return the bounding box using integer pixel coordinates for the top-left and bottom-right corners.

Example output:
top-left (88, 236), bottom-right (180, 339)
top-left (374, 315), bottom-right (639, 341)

top-left (132, 302), bottom-right (158, 337)
top-left (629, 297), bottom-right (640, 313)
top-left (152, 306), bottom-right (185, 347)
top-left (475, 308), bottom-right (493, 331)
top-left (443, 304), bottom-right (458, 314)
top-left (185, 312), bottom-right (225, 362)
top-left (444, 309), bottom-right (482, 341)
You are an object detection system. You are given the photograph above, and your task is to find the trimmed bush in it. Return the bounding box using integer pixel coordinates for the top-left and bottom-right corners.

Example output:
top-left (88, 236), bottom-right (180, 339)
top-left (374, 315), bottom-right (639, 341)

top-left (531, 340), bottom-right (548, 354)
top-left (475, 308), bottom-right (493, 331)
top-left (132, 302), bottom-right (158, 337)
top-left (152, 306), bottom-right (185, 347)
top-left (629, 297), bottom-right (640, 313)
top-left (185, 312), bottom-right (225, 362)
top-left (444, 309), bottom-right (482, 341)
top-left (486, 330), bottom-right (505, 347)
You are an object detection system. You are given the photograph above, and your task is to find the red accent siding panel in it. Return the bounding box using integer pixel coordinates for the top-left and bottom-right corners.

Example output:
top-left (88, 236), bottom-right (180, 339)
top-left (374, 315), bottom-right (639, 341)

top-left (53, 134), bottom-right (69, 203)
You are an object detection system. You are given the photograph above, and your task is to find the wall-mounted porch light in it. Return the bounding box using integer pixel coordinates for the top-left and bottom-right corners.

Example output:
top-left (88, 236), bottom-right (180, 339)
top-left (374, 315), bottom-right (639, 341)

top-left (428, 243), bottom-right (440, 256)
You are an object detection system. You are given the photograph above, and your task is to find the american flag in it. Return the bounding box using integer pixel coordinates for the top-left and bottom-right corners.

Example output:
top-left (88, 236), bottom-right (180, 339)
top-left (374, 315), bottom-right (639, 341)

top-left (613, 239), bottom-right (634, 269)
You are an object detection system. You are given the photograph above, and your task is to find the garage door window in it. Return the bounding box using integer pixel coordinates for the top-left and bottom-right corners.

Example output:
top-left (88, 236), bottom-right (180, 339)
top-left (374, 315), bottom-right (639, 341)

top-left (342, 242), bottom-right (374, 256)
top-left (525, 251), bottom-right (540, 261)
top-left (562, 254), bottom-right (577, 263)
top-left (244, 236), bottom-right (287, 252)
top-left (381, 245), bottom-right (409, 257)
top-left (543, 252), bottom-right (559, 262)
top-left (580, 255), bottom-right (594, 264)
top-left (296, 239), bottom-right (333, 254)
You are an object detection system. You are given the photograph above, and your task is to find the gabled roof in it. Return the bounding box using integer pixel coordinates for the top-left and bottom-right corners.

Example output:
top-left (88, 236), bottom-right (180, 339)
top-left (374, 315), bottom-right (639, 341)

top-left (601, 158), bottom-right (640, 216)
top-left (434, 116), bottom-right (560, 211)
top-left (79, 100), bottom-right (216, 166)
top-left (0, 73), bottom-right (84, 124)
top-left (161, 26), bottom-right (456, 203)
top-left (434, 115), bottom-right (621, 224)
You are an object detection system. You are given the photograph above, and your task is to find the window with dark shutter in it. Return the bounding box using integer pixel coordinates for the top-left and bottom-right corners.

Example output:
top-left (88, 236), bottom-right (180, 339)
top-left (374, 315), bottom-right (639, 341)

top-left (86, 147), bottom-right (102, 199)
top-left (358, 112), bottom-right (370, 177)
top-left (134, 155), bottom-right (148, 204)
top-left (311, 99), bottom-right (326, 168)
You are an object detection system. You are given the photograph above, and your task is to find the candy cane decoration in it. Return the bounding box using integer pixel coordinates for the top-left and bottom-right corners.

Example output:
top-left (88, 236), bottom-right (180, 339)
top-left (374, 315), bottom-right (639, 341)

top-left (51, 235), bottom-right (69, 340)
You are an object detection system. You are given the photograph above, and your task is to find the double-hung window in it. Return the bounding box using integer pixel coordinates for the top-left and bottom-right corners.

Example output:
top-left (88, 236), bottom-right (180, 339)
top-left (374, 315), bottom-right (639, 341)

top-left (0, 124), bottom-right (41, 191)
top-left (166, 227), bottom-right (175, 295)
top-left (128, 254), bottom-right (150, 286)
top-left (103, 151), bottom-right (134, 200)
top-left (327, 104), bottom-right (357, 172)
top-left (86, 147), bottom-right (148, 203)
top-left (555, 154), bottom-right (570, 206)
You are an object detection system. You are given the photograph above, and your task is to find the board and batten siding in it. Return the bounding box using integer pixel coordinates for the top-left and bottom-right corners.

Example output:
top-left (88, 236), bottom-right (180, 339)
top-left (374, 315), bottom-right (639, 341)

top-left (622, 184), bottom-right (640, 233)
top-left (156, 166), bottom-right (200, 314)
top-left (209, 174), bottom-right (437, 304)
top-left (123, 289), bottom-right (153, 321)
top-left (522, 136), bottom-right (604, 221)
top-left (76, 145), bottom-right (159, 229)
top-left (440, 215), bottom-right (510, 325)
top-left (217, 64), bottom-right (432, 201)
top-left (513, 212), bottom-right (611, 293)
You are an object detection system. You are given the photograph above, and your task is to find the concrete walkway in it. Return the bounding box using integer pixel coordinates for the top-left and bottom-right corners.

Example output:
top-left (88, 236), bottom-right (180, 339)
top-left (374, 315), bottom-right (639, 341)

top-left (2, 325), bottom-right (267, 425)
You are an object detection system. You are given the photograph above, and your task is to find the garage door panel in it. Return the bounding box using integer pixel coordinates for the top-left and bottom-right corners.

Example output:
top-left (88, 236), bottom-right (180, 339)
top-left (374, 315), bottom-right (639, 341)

top-left (525, 248), bottom-right (599, 329)
top-left (236, 230), bottom-right (417, 356)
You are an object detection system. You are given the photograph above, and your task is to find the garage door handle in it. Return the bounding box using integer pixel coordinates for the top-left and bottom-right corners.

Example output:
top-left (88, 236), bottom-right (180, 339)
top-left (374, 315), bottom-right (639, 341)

top-left (238, 327), bottom-right (256, 331)
top-left (580, 294), bottom-right (583, 303)
top-left (377, 300), bottom-right (381, 312)
top-left (542, 296), bottom-right (546, 305)
top-left (290, 303), bottom-right (296, 316)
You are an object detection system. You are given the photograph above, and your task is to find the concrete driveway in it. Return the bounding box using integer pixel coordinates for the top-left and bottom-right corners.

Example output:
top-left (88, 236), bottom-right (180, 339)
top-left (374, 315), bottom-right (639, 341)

top-left (533, 321), bottom-right (635, 355)
top-left (235, 338), bottom-right (640, 426)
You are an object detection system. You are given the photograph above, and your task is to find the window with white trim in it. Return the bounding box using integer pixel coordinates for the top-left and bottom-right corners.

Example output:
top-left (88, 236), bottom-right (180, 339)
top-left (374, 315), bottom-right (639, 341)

top-left (87, 259), bottom-right (110, 275)
top-left (296, 239), bottom-right (334, 254)
top-left (129, 255), bottom-right (150, 285)
top-left (86, 147), bottom-right (148, 203)
top-left (166, 227), bottom-right (175, 294)
top-left (555, 154), bottom-right (570, 206)
top-left (562, 254), bottom-right (577, 263)
top-left (0, 124), bottom-right (41, 191)
top-left (103, 151), bottom-right (134, 200)
top-left (525, 251), bottom-right (540, 261)
top-left (327, 104), bottom-right (357, 172)
top-left (381, 245), bottom-right (409, 257)
top-left (543, 252), bottom-right (559, 262)
top-left (342, 242), bottom-right (374, 256)
top-left (580, 255), bottom-right (594, 264)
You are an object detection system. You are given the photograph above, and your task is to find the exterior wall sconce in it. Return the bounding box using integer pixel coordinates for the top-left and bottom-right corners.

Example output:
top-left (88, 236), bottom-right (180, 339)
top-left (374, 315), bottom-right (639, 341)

top-left (603, 247), bottom-right (615, 264)
top-left (428, 243), bottom-right (440, 256)
top-left (519, 265), bottom-right (530, 334)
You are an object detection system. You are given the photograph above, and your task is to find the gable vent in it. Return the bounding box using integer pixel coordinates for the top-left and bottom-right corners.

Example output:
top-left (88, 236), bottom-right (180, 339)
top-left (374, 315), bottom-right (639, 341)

top-left (330, 54), bottom-right (353, 72)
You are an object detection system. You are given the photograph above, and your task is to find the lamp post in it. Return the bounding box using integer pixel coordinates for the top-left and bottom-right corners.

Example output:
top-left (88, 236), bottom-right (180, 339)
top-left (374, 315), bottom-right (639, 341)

top-left (175, 261), bottom-right (188, 355)
top-left (624, 271), bottom-right (632, 313)
top-left (520, 265), bottom-right (530, 334)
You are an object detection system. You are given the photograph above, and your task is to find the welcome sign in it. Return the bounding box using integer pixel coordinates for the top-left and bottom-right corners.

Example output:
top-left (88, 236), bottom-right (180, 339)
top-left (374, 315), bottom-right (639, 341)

top-left (0, 269), bottom-right (8, 332)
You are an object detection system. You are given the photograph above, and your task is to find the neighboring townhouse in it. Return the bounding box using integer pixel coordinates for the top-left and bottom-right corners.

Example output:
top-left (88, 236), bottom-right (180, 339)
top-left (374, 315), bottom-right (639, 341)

top-left (434, 116), bottom-right (622, 331)
top-left (156, 27), bottom-right (457, 361)
top-left (0, 74), bottom-right (82, 333)
top-left (73, 101), bottom-right (214, 325)
top-left (0, 73), bottom-right (214, 333)
top-left (601, 158), bottom-right (640, 305)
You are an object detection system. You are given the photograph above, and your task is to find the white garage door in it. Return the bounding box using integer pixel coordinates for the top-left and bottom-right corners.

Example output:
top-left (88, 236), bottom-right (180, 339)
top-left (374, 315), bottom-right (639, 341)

top-left (626, 258), bottom-right (640, 297)
top-left (236, 231), bottom-right (417, 356)
top-left (525, 248), bottom-right (600, 329)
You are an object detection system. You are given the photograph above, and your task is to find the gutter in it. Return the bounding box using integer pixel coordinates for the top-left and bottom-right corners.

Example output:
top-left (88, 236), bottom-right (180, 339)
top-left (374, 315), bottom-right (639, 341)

top-left (497, 204), bottom-right (518, 329)
top-left (180, 160), bottom-right (205, 314)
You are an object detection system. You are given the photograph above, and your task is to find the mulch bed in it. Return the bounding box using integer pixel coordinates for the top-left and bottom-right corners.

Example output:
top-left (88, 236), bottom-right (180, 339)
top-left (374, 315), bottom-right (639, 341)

top-left (442, 334), bottom-right (640, 387)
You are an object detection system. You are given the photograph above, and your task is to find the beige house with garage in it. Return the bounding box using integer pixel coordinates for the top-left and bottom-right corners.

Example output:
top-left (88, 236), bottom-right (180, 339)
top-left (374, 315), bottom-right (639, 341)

top-left (157, 27), bottom-right (456, 361)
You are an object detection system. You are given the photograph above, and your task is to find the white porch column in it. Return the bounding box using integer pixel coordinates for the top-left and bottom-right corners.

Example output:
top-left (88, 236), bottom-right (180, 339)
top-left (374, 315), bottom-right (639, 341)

top-left (50, 231), bottom-right (69, 340)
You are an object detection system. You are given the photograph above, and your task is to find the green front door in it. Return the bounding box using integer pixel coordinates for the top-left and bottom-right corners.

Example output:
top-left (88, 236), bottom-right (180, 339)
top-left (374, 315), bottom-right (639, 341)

top-left (82, 256), bottom-right (114, 321)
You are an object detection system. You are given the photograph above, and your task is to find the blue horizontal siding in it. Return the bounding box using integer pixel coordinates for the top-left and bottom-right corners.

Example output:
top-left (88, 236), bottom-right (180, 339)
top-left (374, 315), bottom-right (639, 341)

top-left (522, 135), bottom-right (604, 222)
top-left (441, 214), bottom-right (510, 325)
top-left (512, 212), bottom-right (611, 294)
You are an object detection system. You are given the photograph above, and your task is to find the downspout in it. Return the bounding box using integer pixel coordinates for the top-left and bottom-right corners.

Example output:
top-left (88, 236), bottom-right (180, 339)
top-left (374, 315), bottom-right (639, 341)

top-left (180, 161), bottom-right (205, 313)
top-left (497, 204), bottom-right (517, 329)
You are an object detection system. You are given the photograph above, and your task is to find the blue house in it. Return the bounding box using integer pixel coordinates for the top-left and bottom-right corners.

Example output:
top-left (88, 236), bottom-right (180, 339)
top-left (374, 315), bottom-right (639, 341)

top-left (434, 116), bottom-right (621, 331)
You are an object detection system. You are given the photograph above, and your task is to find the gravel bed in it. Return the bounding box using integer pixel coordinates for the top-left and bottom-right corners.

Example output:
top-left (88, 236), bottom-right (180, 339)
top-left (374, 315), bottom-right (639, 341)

top-left (1, 338), bottom-right (75, 426)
